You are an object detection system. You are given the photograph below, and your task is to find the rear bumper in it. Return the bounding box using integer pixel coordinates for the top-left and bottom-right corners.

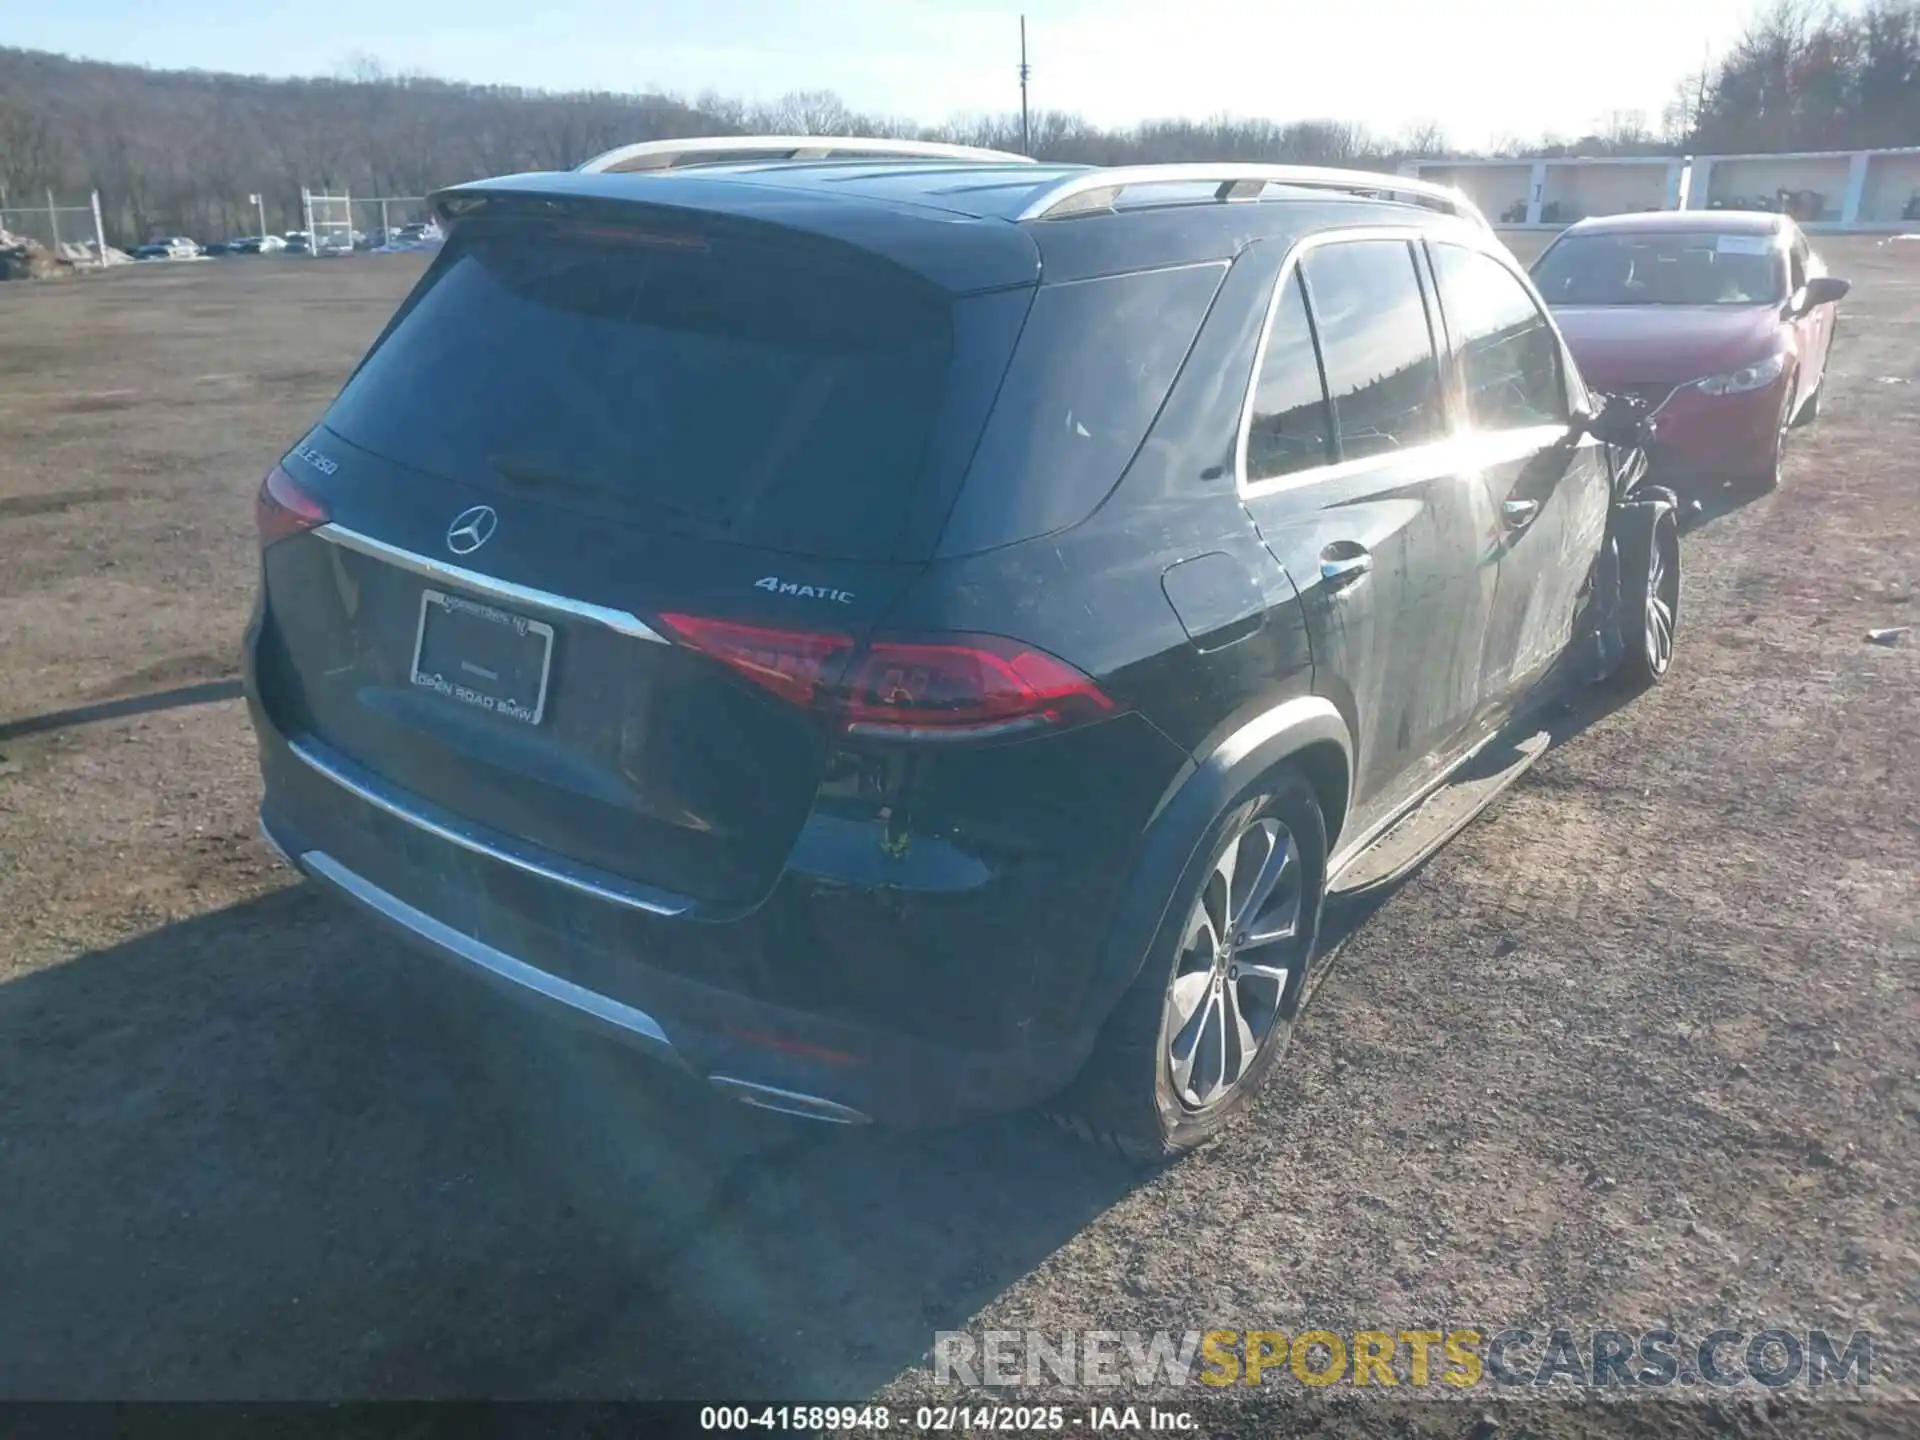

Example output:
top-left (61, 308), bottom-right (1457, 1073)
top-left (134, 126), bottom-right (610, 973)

top-left (245, 679), bottom-right (1130, 1127)
top-left (254, 758), bottom-right (1097, 1128)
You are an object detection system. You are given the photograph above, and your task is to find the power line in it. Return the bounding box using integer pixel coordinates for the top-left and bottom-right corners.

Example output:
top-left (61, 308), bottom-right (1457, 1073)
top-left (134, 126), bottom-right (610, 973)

top-left (1019, 15), bottom-right (1032, 156)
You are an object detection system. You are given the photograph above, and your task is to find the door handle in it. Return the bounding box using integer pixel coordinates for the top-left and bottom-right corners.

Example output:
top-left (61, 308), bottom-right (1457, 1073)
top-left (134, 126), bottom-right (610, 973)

top-left (1319, 547), bottom-right (1372, 587)
top-left (1501, 498), bottom-right (1541, 530)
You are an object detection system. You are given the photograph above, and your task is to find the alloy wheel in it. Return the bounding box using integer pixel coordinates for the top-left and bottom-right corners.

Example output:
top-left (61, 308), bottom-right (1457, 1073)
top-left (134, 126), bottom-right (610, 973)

top-left (1163, 817), bottom-right (1304, 1110)
top-left (1645, 530), bottom-right (1676, 675)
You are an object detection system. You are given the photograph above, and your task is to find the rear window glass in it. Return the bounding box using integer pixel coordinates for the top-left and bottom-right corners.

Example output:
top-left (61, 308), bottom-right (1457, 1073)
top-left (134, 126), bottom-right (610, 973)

top-left (324, 219), bottom-right (958, 560)
top-left (936, 263), bottom-right (1225, 556)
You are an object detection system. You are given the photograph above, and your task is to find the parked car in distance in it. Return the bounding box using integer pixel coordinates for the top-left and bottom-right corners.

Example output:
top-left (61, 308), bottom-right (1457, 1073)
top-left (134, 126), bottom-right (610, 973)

top-left (1530, 211), bottom-right (1849, 493)
top-left (283, 232), bottom-right (313, 254)
top-left (228, 235), bottom-right (288, 255)
top-left (247, 139), bottom-right (1677, 1158)
top-left (132, 236), bottom-right (201, 260)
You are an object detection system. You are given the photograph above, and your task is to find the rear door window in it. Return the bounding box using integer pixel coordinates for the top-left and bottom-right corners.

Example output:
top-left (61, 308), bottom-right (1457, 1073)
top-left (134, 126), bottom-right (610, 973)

top-left (1299, 240), bottom-right (1448, 461)
top-left (1430, 242), bottom-right (1568, 431)
top-left (323, 218), bottom-right (962, 560)
top-left (1245, 271), bottom-right (1335, 483)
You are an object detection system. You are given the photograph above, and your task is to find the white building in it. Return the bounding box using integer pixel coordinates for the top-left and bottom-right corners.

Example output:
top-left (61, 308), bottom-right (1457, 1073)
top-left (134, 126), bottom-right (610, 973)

top-left (1400, 146), bottom-right (1920, 231)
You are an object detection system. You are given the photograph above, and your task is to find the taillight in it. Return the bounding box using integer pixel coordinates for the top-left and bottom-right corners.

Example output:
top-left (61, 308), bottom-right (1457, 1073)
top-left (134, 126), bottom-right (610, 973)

top-left (656, 615), bottom-right (855, 707)
top-left (659, 615), bottom-right (1113, 742)
top-left (255, 466), bottom-right (329, 548)
top-left (840, 636), bottom-right (1114, 740)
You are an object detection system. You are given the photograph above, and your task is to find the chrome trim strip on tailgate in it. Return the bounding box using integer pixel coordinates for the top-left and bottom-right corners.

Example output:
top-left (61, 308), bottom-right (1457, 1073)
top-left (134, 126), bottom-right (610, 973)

top-left (312, 523), bottom-right (669, 644)
top-left (299, 847), bottom-right (683, 1059)
top-left (285, 734), bottom-right (693, 918)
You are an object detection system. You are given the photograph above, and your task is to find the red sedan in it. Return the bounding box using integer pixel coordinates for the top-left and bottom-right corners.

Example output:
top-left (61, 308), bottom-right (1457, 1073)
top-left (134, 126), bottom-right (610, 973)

top-left (1530, 211), bottom-right (1849, 492)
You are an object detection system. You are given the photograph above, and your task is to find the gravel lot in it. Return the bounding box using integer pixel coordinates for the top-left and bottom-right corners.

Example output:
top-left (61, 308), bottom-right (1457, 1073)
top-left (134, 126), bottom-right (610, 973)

top-left (0, 239), bottom-right (1914, 1433)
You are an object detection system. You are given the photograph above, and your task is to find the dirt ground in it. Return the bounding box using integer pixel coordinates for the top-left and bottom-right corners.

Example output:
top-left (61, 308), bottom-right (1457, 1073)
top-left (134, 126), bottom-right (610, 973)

top-left (0, 239), bottom-right (1914, 1434)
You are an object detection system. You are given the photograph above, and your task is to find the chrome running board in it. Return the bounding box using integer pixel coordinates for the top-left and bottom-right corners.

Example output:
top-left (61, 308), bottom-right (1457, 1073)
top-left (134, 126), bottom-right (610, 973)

top-left (708, 1077), bottom-right (872, 1125)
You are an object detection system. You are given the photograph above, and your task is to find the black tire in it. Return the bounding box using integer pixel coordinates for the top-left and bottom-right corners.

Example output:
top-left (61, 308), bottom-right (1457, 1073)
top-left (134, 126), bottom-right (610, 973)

top-left (1047, 766), bottom-right (1328, 1162)
top-left (1613, 508), bottom-right (1680, 690)
top-left (1739, 380), bottom-right (1796, 495)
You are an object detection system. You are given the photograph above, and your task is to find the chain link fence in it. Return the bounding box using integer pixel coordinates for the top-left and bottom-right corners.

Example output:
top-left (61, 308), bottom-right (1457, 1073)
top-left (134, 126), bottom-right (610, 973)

top-left (354, 195), bottom-right (436, 248)
top-left (0, 190), bottom-right (113, 265)
top-left (294, 190), bottom-right (440, 254)
top-left (299, 188), bottom-right (357, 255)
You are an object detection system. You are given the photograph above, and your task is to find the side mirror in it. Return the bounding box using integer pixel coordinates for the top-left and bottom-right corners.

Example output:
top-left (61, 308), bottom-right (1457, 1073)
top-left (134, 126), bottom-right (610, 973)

top-left (1576, 393), bottom-right (1655, 449)
top-left (1799, 275), bottom-right (1850, 312)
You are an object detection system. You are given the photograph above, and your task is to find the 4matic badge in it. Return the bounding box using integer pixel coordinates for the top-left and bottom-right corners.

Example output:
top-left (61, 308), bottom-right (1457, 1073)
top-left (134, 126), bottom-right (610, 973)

top-left (755, 575), bottom-right (854, 604)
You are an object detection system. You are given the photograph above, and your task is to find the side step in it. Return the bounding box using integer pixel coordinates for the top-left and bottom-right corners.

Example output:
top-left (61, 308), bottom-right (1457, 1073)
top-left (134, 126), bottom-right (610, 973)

top-left (1327, 729), bottom-right (1550, 898)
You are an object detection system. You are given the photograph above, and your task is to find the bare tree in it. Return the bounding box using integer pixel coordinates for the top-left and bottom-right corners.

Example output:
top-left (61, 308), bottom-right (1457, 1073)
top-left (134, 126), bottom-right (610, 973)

top-left (0, 96), bottom-right (65, 199)
top-left (757, 90), bottom-right (853, 136)
top-left (5, 8), bottom-right (1918, 250)
top-left (1398, 119), bottom-right (1449, 158)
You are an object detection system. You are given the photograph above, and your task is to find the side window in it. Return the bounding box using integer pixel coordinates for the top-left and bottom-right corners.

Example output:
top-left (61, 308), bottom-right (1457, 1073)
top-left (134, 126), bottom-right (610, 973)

top-left (1299, 240), bottom-right (1448, 461)
top-left (1430, 242), bottom-right (1568, 432)
top-left (1246, 271), bottom-right (1334, 482)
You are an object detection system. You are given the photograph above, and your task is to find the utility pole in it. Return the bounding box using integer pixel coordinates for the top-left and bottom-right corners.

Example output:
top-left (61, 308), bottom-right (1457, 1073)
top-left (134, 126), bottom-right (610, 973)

top-left (1019, 15), bottom-right (1032, 156)
top-left (250, 192), bottom-right (266, 240)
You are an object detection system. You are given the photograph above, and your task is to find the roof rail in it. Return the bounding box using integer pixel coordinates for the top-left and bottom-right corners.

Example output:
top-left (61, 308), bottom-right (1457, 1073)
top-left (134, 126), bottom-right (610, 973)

top-left (1014, 164), bottom-right (1490, 227)
top-left (578, 135), bottom-right (1037, 175)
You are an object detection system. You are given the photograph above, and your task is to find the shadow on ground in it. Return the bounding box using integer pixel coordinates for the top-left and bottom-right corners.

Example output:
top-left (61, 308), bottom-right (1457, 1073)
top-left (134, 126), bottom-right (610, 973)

top-left (0, 678), bottom-right (243, 743)
top-left (0, 888), bottom-right (1141, 1400)
top-left (1670, 476), bottom-right (1768, 534)
top-left (1315, 659), bottom-right (1651, 965)
top-left (0, 523), bottom-right (1704, 1402)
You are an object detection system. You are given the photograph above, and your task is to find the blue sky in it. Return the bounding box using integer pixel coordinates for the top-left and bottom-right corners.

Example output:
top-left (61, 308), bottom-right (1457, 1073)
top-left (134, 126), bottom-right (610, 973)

top-left (9, 0), bottom-right (1764, 151)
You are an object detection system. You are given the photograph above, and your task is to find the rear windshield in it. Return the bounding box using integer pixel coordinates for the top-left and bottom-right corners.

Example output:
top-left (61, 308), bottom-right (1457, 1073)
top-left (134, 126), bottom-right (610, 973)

top-left (1531, 232), bottom-right (1786, 307)
top-left (324, 217), bottom-right (959, 559)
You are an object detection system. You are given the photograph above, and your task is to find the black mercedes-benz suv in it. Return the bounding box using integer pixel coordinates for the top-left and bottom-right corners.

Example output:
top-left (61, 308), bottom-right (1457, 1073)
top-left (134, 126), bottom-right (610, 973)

top-left (247, 137), bottom-right (1677, 1157)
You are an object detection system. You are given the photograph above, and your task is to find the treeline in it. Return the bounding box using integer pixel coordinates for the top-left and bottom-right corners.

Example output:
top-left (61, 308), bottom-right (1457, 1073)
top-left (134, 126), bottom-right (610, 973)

top-left (0, 48), bottom-right (724, 245)
top-left (0, 0), bottom-right (1915, 248)
top-left (1669, 0), bottom-right (1920, 152)
top-left (0, 48), bottom-right (1447, 246)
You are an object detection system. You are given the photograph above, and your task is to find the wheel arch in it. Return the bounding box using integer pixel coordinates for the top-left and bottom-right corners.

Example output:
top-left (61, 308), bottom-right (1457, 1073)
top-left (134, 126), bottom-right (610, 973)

top-left (1616, 488), bottom-right (1680, 552)
top-left (1076, 696), bottom-right (1352, 1033)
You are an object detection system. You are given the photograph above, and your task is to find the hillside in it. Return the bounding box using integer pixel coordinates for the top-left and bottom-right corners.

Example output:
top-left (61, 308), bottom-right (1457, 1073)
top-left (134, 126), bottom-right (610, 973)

top-left (1, 0), bottom-right (1913, 248)
top-left (0, 47), bottom-right (730, 244)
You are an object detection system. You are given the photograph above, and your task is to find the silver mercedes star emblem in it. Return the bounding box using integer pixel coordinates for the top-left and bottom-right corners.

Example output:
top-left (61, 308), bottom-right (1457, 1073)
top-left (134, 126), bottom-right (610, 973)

top-left (446, 505), bottom-right (498, 556)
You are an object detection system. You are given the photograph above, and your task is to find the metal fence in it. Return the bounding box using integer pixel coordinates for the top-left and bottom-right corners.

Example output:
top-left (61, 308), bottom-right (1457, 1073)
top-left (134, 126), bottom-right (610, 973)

top-left (294, 190), bottom-right (438, 253)
top-left (300, 188), bottom-right (357, 254)
top-left (355, 194), bottom-right (434, 245)
top-left (0, 191), bottom-right (110, 265)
